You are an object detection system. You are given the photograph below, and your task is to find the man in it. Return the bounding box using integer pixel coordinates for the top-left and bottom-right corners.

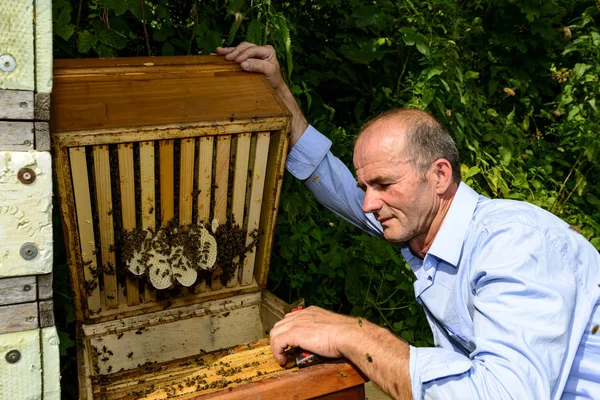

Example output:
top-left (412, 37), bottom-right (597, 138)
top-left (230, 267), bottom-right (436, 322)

top-left (216, 43), bottom-right (600, 400)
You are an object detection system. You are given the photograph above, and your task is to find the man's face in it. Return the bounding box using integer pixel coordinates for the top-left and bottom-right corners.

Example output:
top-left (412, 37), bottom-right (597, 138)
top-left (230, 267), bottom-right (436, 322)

top-left (353, 122), bottom-right (439, 243)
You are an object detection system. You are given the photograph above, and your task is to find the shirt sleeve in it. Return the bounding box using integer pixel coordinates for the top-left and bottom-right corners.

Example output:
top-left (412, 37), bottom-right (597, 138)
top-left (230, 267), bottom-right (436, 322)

top-left (286, 125), bottom-right (382, 236)
top-left (410, 222), bottom-right (578, 399)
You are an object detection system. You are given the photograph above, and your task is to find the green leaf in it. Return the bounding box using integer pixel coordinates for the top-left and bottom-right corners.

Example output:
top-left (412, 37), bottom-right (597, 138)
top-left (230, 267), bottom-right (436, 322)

top-left (465, 71), bottom-right (479, 80)
top-left (96, 25), bottom-right (128, 50)
top-left (102, 0), bottom-right (127, 16)
top-left (161, 41), bottom-right (175, 56)
top-left (55, 10), bottom-right (75, 41)
top-left (197, 30), bottom-right (222, 55)
top-left (499, 146), bottom-right (512, 166)
top-left (246, 20), bottom-right (264, 45)
top-left (77, 30), bottom-right (98, 53)
top-left (127, 0), bottom-right (143, 20)
top-left (58, 330), bottom-right (75, 357)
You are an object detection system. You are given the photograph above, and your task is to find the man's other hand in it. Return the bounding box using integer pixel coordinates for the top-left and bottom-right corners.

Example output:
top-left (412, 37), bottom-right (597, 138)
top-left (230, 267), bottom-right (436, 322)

top-left (269, 306), bottom-right (357, 366)
top-left (216, 42), bottom-right (285, 92)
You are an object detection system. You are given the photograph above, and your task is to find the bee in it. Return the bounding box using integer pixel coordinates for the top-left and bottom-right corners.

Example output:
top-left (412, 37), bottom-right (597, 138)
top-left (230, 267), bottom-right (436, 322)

top-left (366, 353), bottom-right (373, 363)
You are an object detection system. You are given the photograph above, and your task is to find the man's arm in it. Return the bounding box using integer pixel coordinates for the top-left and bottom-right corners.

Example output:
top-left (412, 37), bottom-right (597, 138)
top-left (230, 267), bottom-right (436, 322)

top-left (216, 43), bottom-right (308, 147)
top-left (269, 306), bottom-right (413, 400)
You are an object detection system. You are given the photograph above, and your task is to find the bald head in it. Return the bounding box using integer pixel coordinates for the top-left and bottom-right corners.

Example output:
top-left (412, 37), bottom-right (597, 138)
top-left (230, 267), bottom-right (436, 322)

top-left (357, 109), bottom-right (461, 183)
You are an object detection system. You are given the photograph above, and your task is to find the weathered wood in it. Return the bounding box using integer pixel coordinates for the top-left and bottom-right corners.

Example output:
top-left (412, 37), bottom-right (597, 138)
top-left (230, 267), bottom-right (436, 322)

top-left (139, 141), bottom-right (157, 303)
top-left (211, 135), bottom-right (231, 291)
top-left (118, 143), bottom-right (140, 306)
top-left (0, 302), bottom-right (38, 334)
top-left (0, 0), bottom-right (35, 91)
top-left (0, 90), bottom-right (34, 119)
top-left (38, 299), bottom-right (54, 328)
top-left (34, 0), bottom-right (53, 94)
top-left (260, 290), bottom-right (289, 334)
top-left (70, 147), bottom-right (102, 313)
top-left (34, 121), bottom-right (50, 151)
top-left (194, 136), bottom-right (214, 294)
top-left (37, 273), bottom-right (53, 300)
top-left (93, 145), bottom-right (119, 308)
top-left (0, 151), bottom-right (53, 277)
top-left (179, 138), bottom-right (196, 226)
top-left (241, 133), bottom-right (271, 286)
top-left (227, 133), bottom-right (251, 287)
top-left (0, 329), bottom-right (42, 398)
top-left (254, 129), bottom-right (289, 287)
top-left (34, 92), bottom-right (51, 121)
top-left (0, 276), bottom-right (37, 306)
top-left (52, 118), bottom-right (289, 148)
top-left (41, 326), bottom-right (61, 400)
top-left (0, 121), bottom-right (34, 150)
top-left (84, 292), bottom-right (263, 375)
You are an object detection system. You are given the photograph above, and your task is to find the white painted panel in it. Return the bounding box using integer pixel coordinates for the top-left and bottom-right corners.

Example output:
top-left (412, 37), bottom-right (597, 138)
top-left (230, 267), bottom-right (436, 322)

top-left (0, 151), bottom-right (53, 277)
top-left (41, 326), bottom-right (61, 400)
top-left (0, 0), bottom-right (35, 91)
top-left (0, 328), bottom-right (42, 400)
top-left (35, 0), bottom-right (53, 93)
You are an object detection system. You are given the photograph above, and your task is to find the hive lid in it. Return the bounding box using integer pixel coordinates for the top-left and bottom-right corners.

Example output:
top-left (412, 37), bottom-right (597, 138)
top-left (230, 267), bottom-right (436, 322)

top-left (52, 55), bottom-right (290, 133)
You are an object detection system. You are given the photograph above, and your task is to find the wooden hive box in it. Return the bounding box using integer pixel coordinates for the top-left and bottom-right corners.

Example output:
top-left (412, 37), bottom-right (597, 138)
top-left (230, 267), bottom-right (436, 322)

top-left (51, 56), bottom-right (366, 400)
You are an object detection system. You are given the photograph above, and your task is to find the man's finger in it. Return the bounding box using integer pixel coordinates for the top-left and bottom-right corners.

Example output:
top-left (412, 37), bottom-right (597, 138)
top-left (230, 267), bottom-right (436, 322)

top-left (220, 42), bottom-right (257, 61)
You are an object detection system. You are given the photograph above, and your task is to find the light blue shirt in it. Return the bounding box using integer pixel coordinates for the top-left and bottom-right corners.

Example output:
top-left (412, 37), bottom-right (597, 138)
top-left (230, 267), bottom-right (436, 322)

top-left (285, 125), bottom-right (600, 400)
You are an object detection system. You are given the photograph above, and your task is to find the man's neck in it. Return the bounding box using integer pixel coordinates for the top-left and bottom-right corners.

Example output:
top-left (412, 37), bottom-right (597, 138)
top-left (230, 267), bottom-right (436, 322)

top-left (409, 184), bottom-right (459, 259)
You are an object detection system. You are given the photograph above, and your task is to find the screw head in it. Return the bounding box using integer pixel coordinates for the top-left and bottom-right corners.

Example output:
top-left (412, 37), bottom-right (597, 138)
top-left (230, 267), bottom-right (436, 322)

top-left (20, 243), bottom-right (38, 260)
top-left (17, 168), bottom-right (36, 184)
top-left (6, 350), bottom-right (21, 364)
top-left (0, 55), bottom-right (16, 72)
top-left (23, 284), bottom-right (32, 292)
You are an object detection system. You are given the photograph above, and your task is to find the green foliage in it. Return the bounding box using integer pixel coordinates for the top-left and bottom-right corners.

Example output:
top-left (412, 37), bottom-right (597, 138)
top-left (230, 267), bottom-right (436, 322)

top-left (53, 0), bottom-right (600, 360)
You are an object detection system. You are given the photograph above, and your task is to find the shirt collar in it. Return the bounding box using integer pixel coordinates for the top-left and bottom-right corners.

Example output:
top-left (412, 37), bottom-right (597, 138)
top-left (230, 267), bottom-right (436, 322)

top-left (426, 182), bottom-right (480, 267)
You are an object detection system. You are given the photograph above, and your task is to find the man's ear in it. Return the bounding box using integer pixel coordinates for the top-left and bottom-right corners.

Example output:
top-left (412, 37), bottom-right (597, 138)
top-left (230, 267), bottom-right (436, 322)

top-left (432, 158), bottom-right (454, 194)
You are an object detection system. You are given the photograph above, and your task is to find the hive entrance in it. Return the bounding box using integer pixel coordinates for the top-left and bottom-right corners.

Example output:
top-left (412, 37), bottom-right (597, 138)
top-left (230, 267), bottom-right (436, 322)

top-left (66, 131), bottom-right (272, 318)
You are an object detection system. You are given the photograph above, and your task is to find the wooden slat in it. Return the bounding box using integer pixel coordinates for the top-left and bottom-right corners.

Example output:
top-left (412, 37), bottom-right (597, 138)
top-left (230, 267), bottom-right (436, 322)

top-left (118, 143), bottom-right (140, 306)
top-left (241, 133), bottom-right (271, 286)
top-left (139, 141), bottom-right (156, 302)
top-left (0, 302), bottom-right (38, 334)
top-left (37, 273), bottom-right (53, 300)
top-left (34, 121), bottom-right (50, 151)
top-left (39, 299), bottom-right (54, 328)
top-left (93, 145), bottom-right (119, 308)
top-left (0, 276), bottom-right (37, 306)
top-left (69, 147), bottom-right (102, 312)
top-left (159, 140), bottom-right (175, 224)
top-left (254, 130), bottom-right (289, 286)
top-left (35, 92), bottom-right (51, 121)
top-left (0, 90), bottom-right (34, 119)
top-left (226, 133), bottom-right (251, 287)
top-left (194, 136), bottom-right (214, 293)
top-left (179, 138), bottom-right (195, 225)
top-left (0, 121), bottom-right (34, 150)
top-left (210, 135), bottom-right (231, 291)
top-left (51, 118), bottom-right (289, 147)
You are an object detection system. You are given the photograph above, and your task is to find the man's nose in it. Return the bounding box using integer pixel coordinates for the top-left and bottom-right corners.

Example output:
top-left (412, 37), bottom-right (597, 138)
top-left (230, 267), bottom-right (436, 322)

top-left (362, 188), bottom-right (382, 214)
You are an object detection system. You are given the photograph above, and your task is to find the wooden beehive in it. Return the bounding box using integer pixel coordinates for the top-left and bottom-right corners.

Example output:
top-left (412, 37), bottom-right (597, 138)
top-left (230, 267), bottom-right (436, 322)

top-left (51, 56), bottom-right (366, 399)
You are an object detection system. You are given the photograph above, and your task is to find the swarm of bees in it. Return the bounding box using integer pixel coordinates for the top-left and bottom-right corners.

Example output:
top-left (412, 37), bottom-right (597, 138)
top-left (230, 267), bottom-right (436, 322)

top-left (123, 220), bottom-right (219, 289)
